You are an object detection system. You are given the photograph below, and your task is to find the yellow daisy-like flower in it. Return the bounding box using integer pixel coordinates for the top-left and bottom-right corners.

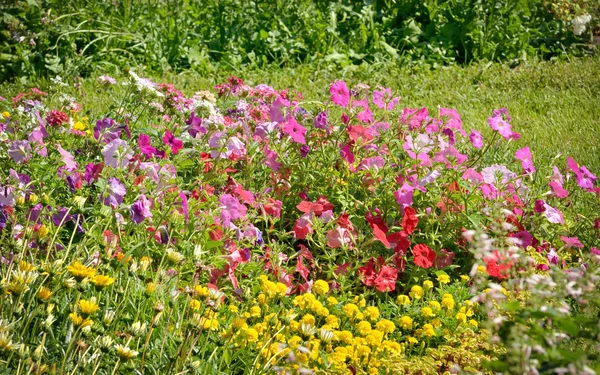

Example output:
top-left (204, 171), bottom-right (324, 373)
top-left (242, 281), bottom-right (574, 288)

top-left (375, 319), bottom-right (395, 334)
top-left (190, 299), bottom-right (201, 311)
top-left (437, 274), bottom-right (450, 284)
top-left (146, 282), bottom-right (157, 294)
top-left (409, 285), bottom-right (423, 300)
top-left (460, 275), bottom-right (470, 282)
top-left (312, 280), bottom-right (329, 295)
top-left (421, 307), bottom-right (435, 318)
top-left (429, 300), bottom-right (441, 311)
top-left (195, 285), bottom-right (209, 297)
top-left (115, 344), bottom-right (138, 360)
top-left (455, 312), bottom-right (467, 324)
top-left (66, 261), bottom-right (96, 281)
top-left (92, 274), bottom-right (115, 288)
top-left (407, 336), bottom-right (418, 345)
top-left (38, 287), bottom-right (52, 301)
top-left (1, 111), bottom-right (10, 120)
top-left (399, 316), bottom-right (413, 330)
top-left (422, 323), bottom-right (436, 337)
top-left (469, 319), bottom-right (479, 328)
top-left (342, 303), bottom-right (360, 320)
top-left (422, 280), bottom-right (434, 290)
top-left (396, 294), bottom-right (411, 305)
top-left (69, 312), bottom-right (93, 328)
top-left (78, 299), bottom-right (100, 316)
top-left (19, 260), bottom-right (37, 272)
top-left (244, 327), bottom-right (259, 343)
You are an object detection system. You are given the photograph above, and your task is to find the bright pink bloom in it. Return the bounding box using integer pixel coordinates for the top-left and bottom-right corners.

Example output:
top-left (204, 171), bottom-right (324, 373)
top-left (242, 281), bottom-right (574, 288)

top-left (543, 203), bottom-right (564, 224)
top-left (373, 87), bottom-right (400, 110)
top-left (163, 130), bottom-right (183, 154)
top-left (283, 117), bottom-right (307, 144)
top-left (469, 130), bottom-right (484, 149)
top-left (488, 109), bottom-right (520, 140)
top-left (515, 147), bottom-right (535, 174)
top-left (567, 156), bottom-right (597, 189)
top-left (394, 183), bottom-right (415, 208)
top-left (440, 108), bottom-right (467, 136)
top-left (330, 80), bottom-right (350, 107)
top-left (559, 236), bottom-right (583, 249)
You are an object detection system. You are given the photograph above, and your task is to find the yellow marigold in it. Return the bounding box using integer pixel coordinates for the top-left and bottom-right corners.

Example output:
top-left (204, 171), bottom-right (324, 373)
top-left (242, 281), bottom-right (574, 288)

top-left (190, 299), bottom-right (201, 311)
top-left (460, 275), bottom-right (470, 282)
top-left (325, 315), bottom-right (340, 329)
top-left (301, 314), bottom-right (316, 325)
top-left (399, 316), bottom-right (413, 330)
top-left (342, 303), bottom-right (359, 319)
top-left (327, 296), bottom-right (338, 306)
top-left (316, 306), bottom-right (329, 317)
top-left (275, 282), bottom-right (288, 296)
top-left (422, 280), bottom-right (434, 291)
top-left (250, 305), bottom-right (261, 318)
top-left (364, 306), bottom-right (380, 321)
top-left (422, 323), bottom-right (435, 337)
top-left (421, 307), bottom-right (435, 318)
top-left (356, 320), bottom-right (372, 336)
top-left (431, 318), bottom-right (442, 328)
top-left (407, 336), bottom-right (418, 345)
top-left (92, 274), bottom-right (115, 288)
top-left (437, 274), bottom-right (450, 284)
top-left (365, 330), bottom-right (383, 346)
top-left (455, 312), bottom-right (467, 324)
top-left (429, 300), bottom-right (441, 311)
top-left (312, 280), bottom-right (329, 295)
top-left (383, 340), bottom-right (401, 353)
top-left (228, 304), bottom-right (239, 313)
top-left (409, 285), bottom-right (423, 300)
top-left (66, 261), bottom-right (96, 281)
top-left (334, 330), bottom-right (353, 344)
top-left (375, 319), bottom-right (395, 334)
top-left (396, 294), bottom-right (411, 306)
top-left (287, 335), bottom-right (303, 347)
top-left (477, 265), bottom-right (486, 274)
top-left (69, 312), bottom-right (93, 328)
top-left (78, 299), bottom-right (100, 316)
top-left (37, 287), bottom-right (52, 301)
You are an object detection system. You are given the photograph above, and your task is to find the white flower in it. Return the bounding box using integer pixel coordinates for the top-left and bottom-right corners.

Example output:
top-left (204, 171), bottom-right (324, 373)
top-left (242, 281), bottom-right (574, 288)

top-left (573, 14), bottom-right (592, 36)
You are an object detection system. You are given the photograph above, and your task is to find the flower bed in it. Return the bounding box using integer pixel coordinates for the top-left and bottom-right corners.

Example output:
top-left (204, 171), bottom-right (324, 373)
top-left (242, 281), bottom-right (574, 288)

top-left (0, 73), bottom-right (599, 374)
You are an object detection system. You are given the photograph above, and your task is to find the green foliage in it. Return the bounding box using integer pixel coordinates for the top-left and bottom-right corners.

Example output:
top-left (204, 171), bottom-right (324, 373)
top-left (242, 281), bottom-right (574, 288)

top-left (1, 0), bottom-right (596, 81)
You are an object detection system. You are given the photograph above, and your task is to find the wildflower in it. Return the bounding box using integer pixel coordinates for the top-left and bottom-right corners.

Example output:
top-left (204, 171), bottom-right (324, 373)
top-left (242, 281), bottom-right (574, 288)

top-left (283, 117), bottom-right (307, 144)
top-left (146, 282), bottom-right (157, 294)
top-left (130, 194), bottom-right (152, 224)
top-left (162, 130), bottom-right (183, 155)
top-left (469, 130), bottom-right (483, 149)
top-left (421, 307), bottom-right (435, 318)
top-left (455, 312), bottom-right (467, 324)
top-left (572, 14), bottom-right (592, 35)
top-left (399, 316), bottom-right (413, 330)
top-left (195, 285), bottom-right (208, 297)
top-left (244, 327), bottom-right (259, 343)
top-left (46, 110), bottom-right (69, 126)
top-left (115, 344), bottom-right (138, 360)
top-left (66, 261), bottom-right (96, 281)
top-left (330, 80), bottom-right (350, 107)
top-left (78, 299), bottom-right (100, 316)
top-left (92, 274), bottom-right (115, 289)
top-left (166, 249), bottom-right (184, 264)
top-left (1, 111), bottom-right (9, 119)
top-left (301, 314), bottom-right (316, 325)
top-left (250, 305), bottom-right (261, 318)
top-left (422, 323), bottom-right (436, 337)
top-left (460, 275), bottom-right (470, 282)
top-left (437, 274), bottom-right (450, 285)
top-left (190, 299), bottom-right (201, 311)
top-left (515, 147), bottom-right (536, 174)
top-left (101, 178), bottom-right (126, 208)
top-left (469, 319), bottom-right (479, 328)
top-left (69, 312), bottom-right (93, 328)
top-left (37, 287), bottom-right (52, 301)
top-left (130, 321), bottom-right (147, 337)
top-left (429, 301), bottom-right (441, 311)
top-left (409, 285), bottom-right (424, 300)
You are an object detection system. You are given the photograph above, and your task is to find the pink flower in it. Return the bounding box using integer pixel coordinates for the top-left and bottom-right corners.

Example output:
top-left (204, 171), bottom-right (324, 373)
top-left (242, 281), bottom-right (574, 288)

top-left (400, 107), bottom-right (429, 130)
top-left (515, 147), bottom-right (535, 174)
top-left (139, 133), bottom-right (165, 159)
top-left (433, 146), bottom-right (468, 169)
top-left (462, 168), bottom-right (483, 185)
top-left (57, 144), bottom-right (78, 171)
top-left (102, 139), bottom-right (132, 169)
top-left (293, 214), bottom-right (313, 239)
top-left (543, 203), bottom-right (564, 224)
top-left (326, 227), bottom-right (352, 248)
top-left (219, 194), bottom-right (247, 228)
top-left (394, 183), bottom-right (415, 208)
top-left (488, 109), bottom-right (520, 140)
top-left (549, 181), bottom-right (568, 198)
top-left (263, 146), bottom-right (281, 171)
top-left (567, 156), bottom-right (597, 189)
top-left (440, 108), bottom-right (466, 136)
top-left (163, 130), bottom-right (183, 155)
top-left (373, 87), bottom-right (400, 110)
top-left (283, 117), bottom-right (307, 144)
top-left (469, 130), bottom-right (484, 149)
top-left (130, 194), bottom-right (152, 224)
top-left (559, 236), bottom-right (583, 249)
top-left (330, 80), bottom-right (350, 107)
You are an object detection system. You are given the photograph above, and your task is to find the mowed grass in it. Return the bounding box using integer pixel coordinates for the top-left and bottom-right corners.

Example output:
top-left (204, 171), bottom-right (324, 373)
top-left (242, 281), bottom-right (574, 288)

top-left (2, 57), bottom-right (599, 171)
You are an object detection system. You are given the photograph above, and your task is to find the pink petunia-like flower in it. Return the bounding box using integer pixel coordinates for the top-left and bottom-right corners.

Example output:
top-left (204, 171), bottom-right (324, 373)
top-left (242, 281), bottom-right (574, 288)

top-left (488, 109), bottom-right (520, 140)
top-left (330, 80), bottom-right (350, 107)
top-left (543, 203), bottom-right (564, 224)
top-left (469, 130), bottom-right (484, 149)
top-left (102, 178), bottom-right (126, 208)
top-left (433, 146), bottom-right (468, 169)
top-left (8, 140), bottom-right (32, 164)
top-left (326, 227), bottom-right (352, 248)
top-left (559, 236), bottom-right (583, 249)
top-left (567, 156), bottom-right (597, 189)
top-left (263, 146), bottom-right (281, 171)
top-left (130, 194), bottom-right (152, 224)
top-left (94, 118), bottom-right (121, 143)
top-left (515, 147), bottom-right (536, 174)
top-left (394, 183), bottom-right (415, 208)
top-left (373, 87), bottom-right (400, 110)
top-left (400, 107), bottom-right (429, 130)
top-left (440, 108), bottom-right (467, 136)
top-left (163, 130), bottom-right (183, 155)
top-left (462, 168), bottom-right (484, 185)
top-left (481, 164), bottom-right (516, 185)
top-left (56, 144), bottom-right (78, 172)
top-left (549, 181), bottom-right (568, 198)
top-left (219, 194), bottom-right (247, 228)
top-left (283, 117), bottom-right (307, 144)
top-left (139, 133), bottom-right (165, 159)
top-left (102, 139), bottom-right (133, 169)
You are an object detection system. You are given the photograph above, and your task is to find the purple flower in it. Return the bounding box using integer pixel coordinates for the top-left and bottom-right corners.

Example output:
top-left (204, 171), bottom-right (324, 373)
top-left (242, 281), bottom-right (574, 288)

top-left (543, 203), bottom-right (564, 224)
top-left (373, 87), bottom-right (400, 110)
top-left (591, 247), bottom-right (600, 256)
top-left (52, 207), bottom-right (71, 226)
top-left (512, 231), bottom-right (533, 248)
top-left (330, 80), bottom-right (350, 107)
top-left (0, 206), bottom-right (8, 231)
top-left (394, 183), bottom-right (415, 208)
top-left (254, 122), bottom-right (278, 139)
top-left (269, 95), bottom-right (290, 123)
top-left (130, 194), bottom-right (152, 224)
top-left (567, 156), bottom-right (597, 189)
top-left (300, 145), bottom-right (310, 158)
top-left (440, 108), bottom-right (467, 136)
top-left (102, 139), bottom-right (133, 169)
top-left (94, 118), bottom-right (121, 143)
top-left (469, 130), bottom-right (483, 149)
top-left (57, 144), bottom-right (78, 171)
top-left (283, 117), bottom-right (307, 144)
top-left (102, 178), bottom-right (126, 208)
top-left (8, 140), bottom-right (32, 164)
top-left (547, 248), bottom-right (559, 265)
top-left (0, 186), bottom-right (15, 206)
top-left (186, 112), bottom-right (206, 138)
top-left (28, 126), bottom-right (47, 157)
top-left (263, 146), bottom-right (281, 171)
top-left (84, 163), bottom-right (104, 185)
top-left (226, 137), bottom-right (246, 158)
top-left (515, 147), bottom-right (535, 174)
top-left (219, 194), bottom-right (247, 228)
top-left (549, 181), bottom-right (568, 198)
top-left (163, 130), bottom-right (183, 155)
top-left (314, 111), bottom-right (329, 130)
top-left (139, 133), bottom-right (165, 159)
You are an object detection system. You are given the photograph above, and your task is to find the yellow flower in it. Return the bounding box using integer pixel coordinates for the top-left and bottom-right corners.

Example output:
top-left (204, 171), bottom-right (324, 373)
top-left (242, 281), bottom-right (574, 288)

top-left (429, 300), bottom-right (441, 311)
top-left (460, 275), bottom-right (470, 282)
top-left (19, 260), bottom-right (36, 272)
top-left (409, 285), bottom-right (423, 300)
top-left (228, 304), bottom-right (239, 313)
top-left (275, 282), bottom-right (288, 296)
top-left (455, 312), bottom-right (467, 324)
top-left (146, 282), bottom-right (157, 294)
top-left (312, 280), bottom-right (329, 295)
top-left (441, 294), bottom-right (455, 310)
top-left (422, 323), bottom-right (436, 337)
top-left (364, 306), bottom-right (380, 321)
top-left (356, 321), bottom-right (372, 336)
top-left (407, 336), bottom-right (418, 345)
top-left (28, 193), bottom-right (38, 204)
top-left (195, 285), bottom-right (209, 297)
top-left (92, 274), bottom-right (115, 288)
top-left (327, 297), bottom-right (338, 306)
top-left (250, 305), bottom-right (261, 318)
top-left (477, 265), bottom-right (486, 274)
top-left (375, 319), bottom-right (395, 334)
top-left (469, 319), bottom-right (479, 328)
top-left (421, 307), bottom-right (435, 318)
top-left (37, 225), bottom-right (49, 238)
top-left (37, 287), bottom-right (52, 301)
top-left (396, 294), bottom-right (411, 306)
top-left (301, 314), bottom-right (316, 325)
top-left (342, 303), bottom-right (359, 320)
top-left (190, 299), bottom-right (201, 311)
top-left (325, 314), bottom-right (340, 329)
top-left (399, 316), bottom-right (413, 330)
top-left (431, 318), bottom-right (442, 328)
top-left (437, 274), bottom-right (450, 284)
top-left (115, 344), bottom-right (138, 360)
top-left (1, 112), bottom-right (10, 119)
top-left (69, 312), bottom-right (93, 328)
top-left (78, 299), bottom-right (100, 316)
top-left (423, 280), bottom-right (434, 291)
top-left (244, 327), bottom-right (259, 343)
top-left (66, 261), bottom-right (96, 281)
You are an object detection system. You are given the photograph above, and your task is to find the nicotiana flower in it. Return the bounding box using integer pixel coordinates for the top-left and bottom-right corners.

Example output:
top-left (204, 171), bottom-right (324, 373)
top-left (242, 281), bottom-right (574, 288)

top-left (102, 139), bottom-right (133, 169)
top-left (130, 194), bottom-right (152, 224)
top-left (8, 140), bottom-right (32, 164)
top-left (102, 178), bottom-right (126, 208)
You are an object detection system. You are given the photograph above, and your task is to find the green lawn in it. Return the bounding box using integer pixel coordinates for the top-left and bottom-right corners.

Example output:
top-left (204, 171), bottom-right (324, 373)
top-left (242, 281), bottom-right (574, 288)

top-left (2, 57), bottom-right (599, 171)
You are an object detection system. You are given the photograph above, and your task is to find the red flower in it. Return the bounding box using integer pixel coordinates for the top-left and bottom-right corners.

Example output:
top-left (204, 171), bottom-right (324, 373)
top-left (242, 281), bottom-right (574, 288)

top-left (358, 258), bottom-right (378, 287)
top-left (485, 251), bottom-right (512, 280)
top-left (402, 206), bottom-right (418, 234)
top-left (374, 265), bottom-right (398, 292)
top-left (412, 244), bottom-right (436, 268)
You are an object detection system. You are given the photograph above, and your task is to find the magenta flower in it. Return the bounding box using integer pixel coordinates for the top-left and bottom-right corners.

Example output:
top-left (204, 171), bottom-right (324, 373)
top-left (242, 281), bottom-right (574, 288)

top-left (567, 156), bottom-right (597, 189)
top-left (559, 236), bottom-right (583, 249)
top-left (330, 80), bottom-right (350, 107)
top-left (469, 130), bottom-right (483, 149)
top-left (8, 140), bottom-right (32, 164)
top-left (102, 139), bottom-right (133, 169)
top-left (219, 194), bottom-right (247, 228)
top-left (433, 146), bottom-right (468, 169)
top-left (139, 133), bottom-right (165, 159)
top-left (488, 109), bottom-right (520, 140)
top-left (543, 203), bottom-right (564, 224)
top-left (462, 168), bottom-right (483, 185)
top-left (186, 112), bottom-right (207, 138)
top-left (549, 181), bottom-right (568, 198)
top-left (102, 178), bottom-right (126, 208)
top-left (394, 183), bottom-right (415, 208)
top-left (130, 194), bottom-right (152, 224)
top-left (357, 156), bottom-right (385, 171)
top-left (400, 107), bottom-right (429, 130)
top-left (404, 134), bottom-right (433, 159)
top-left (226, 137), bottom-right (246, 158)
top-left (314, 111), bottom-right (329, 131)
top-left (440, 108), bottom-right (467, 136)
top-left (373, 87), bottom-right (400, 110)
top-left (283, 117), bottom-right (307, 144)
top-left (263, 146), bottom-right (281, 171)
top-left (163, 130), bottom-right (183, 155)
top-left (515, 147), bottom-right (535, 174)
top-left (84, 163), bottom-right (104, 185)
